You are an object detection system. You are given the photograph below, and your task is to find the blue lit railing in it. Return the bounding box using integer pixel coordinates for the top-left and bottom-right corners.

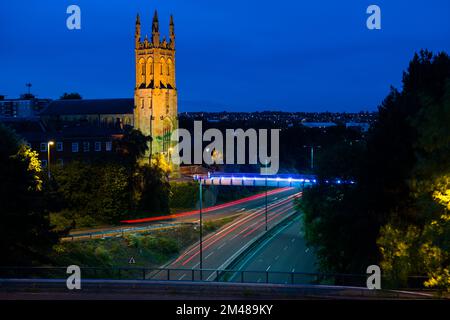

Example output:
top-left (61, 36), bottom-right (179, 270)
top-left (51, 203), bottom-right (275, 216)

top-left (193, 173), bottom-right (355, 187)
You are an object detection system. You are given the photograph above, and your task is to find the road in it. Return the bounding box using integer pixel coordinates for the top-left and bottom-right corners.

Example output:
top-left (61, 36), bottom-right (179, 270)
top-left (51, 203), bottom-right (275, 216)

top-left (151, 188), bottom-right (302, 281)
top-left (229, 215), bottom-right (317, 284)
top-left (65, 187), bottom-right (299, 241)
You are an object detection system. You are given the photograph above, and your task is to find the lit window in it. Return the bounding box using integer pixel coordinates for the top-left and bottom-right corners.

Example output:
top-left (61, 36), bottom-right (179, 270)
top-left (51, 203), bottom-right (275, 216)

top-left (95, 142), bottom-right (101, 152)
top-left (105, 141), bottom-right (112, 152)
top-left (40, 143), bottom-right (47, 152)
top-left (72, 142), bottom-right (79, 153)
top-left (56, 142), bottom-right (63, 152)
top-left (83, 142), bottom-right (90, 152)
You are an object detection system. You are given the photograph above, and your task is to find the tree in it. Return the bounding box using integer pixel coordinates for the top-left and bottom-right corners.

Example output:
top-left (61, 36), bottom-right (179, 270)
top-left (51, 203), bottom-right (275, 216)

top-left (299, 50), bottom-right (450, 283)
top-left (0, 124), bottom-right (58, 266)
top-left (50, 161), bottom-right (133, 228)
top-left (114, 127), bottom-right (151, 168)
top-left (133, 164), bottom-right (170, 217)
top-left (60, 92), bottom-right (82, 100)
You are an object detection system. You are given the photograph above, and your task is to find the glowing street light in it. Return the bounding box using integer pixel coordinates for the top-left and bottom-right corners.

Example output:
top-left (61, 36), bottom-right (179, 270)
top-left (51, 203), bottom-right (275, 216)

top-left (47, 141), bottom-right (55, 179)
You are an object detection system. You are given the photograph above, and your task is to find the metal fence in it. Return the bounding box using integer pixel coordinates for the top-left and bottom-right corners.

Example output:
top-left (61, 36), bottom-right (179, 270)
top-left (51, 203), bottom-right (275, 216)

top-left (0, 266), bottom-right (428, 289)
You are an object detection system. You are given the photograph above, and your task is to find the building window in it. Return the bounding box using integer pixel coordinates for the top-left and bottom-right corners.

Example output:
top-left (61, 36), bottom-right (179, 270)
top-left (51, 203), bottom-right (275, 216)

top-left (105, 141), bottom-right (112, 152)
top-left (56, 142), bottom-right (63, 152)
top-left (95, 142), bottom-right (101, 152)
top-left (40, 143), bottom-right (47, 152)
top-left (72, 142), bottom-right (79, 153)
top-left (83, 142), bottom-right (90, 152)
top-left (41, 159), bottom-right (48, 167)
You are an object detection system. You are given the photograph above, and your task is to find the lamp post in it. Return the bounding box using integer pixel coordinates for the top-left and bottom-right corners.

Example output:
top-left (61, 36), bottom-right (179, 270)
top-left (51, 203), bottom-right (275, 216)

top-left (265, 176), bottom-right (268, 231)
top-left (303, 145), bottom-right (321, 170)
top-left (47, 141), bottom-right (54, 179)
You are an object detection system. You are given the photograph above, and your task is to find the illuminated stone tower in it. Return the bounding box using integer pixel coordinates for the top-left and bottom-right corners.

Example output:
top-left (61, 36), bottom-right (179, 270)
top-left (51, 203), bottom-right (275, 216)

top-left (134, 10), bottom-right (178, 169)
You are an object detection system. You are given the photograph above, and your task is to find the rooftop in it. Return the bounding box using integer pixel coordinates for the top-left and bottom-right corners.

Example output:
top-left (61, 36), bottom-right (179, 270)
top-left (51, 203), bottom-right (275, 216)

top-left (40, 99), bottom-right (134, 116)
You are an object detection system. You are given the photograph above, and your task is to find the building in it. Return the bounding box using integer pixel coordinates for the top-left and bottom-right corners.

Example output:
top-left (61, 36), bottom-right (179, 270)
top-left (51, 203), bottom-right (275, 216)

top-left (134, 11), bottom-right (178, 162)
top-left (0, 10), bottom-right (180, 171)
top-left (0, 94), bottom-right (51, 118)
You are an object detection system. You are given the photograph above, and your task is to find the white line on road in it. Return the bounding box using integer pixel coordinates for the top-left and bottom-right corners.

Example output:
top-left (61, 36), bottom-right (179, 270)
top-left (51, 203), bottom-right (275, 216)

top-left (291, 238), bottom-right (296, 243)
top-left (178, 274), bottom-right (186, 280)
top-left (217, 242), bottom-right (227, 250)
top-left (283, 246), bottom-right (288, 251)
top-left (205, 252), bottom-right (214, 260)
top-left (275, 255), bottom-right (279, 261)
top-left (192, 262), bottom-right (200, 269)
top-left (266, 265), bottom-right (271, 272)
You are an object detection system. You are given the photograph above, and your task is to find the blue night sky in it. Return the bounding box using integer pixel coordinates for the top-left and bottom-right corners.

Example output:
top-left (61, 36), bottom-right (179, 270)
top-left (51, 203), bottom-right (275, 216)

top-left (1, 0), bottom-right (449, 112)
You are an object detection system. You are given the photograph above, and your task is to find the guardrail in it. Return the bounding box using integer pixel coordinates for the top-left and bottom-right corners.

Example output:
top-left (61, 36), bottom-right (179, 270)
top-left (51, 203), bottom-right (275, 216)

top-left (0, 266), bottom-right (428, 289)
top-left (61, 222), bottom-right (191, 242)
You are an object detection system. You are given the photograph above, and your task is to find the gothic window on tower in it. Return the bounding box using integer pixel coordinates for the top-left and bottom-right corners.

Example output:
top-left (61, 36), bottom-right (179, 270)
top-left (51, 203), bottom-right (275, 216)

top-left (141, 98), bottom-right (144, 109)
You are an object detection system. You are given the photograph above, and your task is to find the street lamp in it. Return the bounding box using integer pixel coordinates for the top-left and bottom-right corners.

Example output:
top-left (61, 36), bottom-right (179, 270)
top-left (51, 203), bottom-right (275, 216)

top-left (47, 141), bottom-right (55, 179)
top-left (199, 178), bottom-right (203, 280)
top-left (303, 145), bottom-right (321, 170)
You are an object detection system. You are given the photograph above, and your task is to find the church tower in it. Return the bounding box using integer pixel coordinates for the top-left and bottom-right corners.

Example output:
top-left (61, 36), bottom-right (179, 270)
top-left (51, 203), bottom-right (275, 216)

top-left (134, 10), bottom-right (178, 170)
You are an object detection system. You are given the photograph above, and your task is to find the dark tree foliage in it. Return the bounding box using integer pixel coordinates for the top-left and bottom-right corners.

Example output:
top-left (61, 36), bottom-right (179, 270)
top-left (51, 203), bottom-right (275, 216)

top-left (60, 92), bottom-right (82, 100)
top-left (134, 164), bottom-right (170, 216)
top-left (48, 128), bottom-right (169, 229)
top-left (299, 50), bottom-right (450, 274)
top-left (0, 124), bottom-right (58, 266)
top-left (114, 127), bottom-right (151, 168)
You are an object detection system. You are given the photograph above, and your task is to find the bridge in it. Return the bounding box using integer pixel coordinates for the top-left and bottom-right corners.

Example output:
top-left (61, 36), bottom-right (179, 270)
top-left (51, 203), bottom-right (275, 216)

top-left (193, 172), bottom-right (355, 187)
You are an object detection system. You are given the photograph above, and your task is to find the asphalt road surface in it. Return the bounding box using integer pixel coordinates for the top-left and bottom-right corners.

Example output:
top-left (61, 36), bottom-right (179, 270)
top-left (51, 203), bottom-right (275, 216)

top-left (229, 215), bottom-right (317, 284)
top-left (150, 188), bottom-right (302, 281)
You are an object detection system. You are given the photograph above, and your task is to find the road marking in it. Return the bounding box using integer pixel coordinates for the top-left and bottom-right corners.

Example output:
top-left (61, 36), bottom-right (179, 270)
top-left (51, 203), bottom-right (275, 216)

top-left (205, 252), bottom-right (214, 260)
top-left (305, 248), bottom-right (310, 253)
top-left (283, 246), bottom-right (288, 251)
top-left (266, 265), bottom-right (271, 272)
top-left (292, 268), bottom-right (295, 272)
top-left (257, 278), bottom-right (262, 283)
top-left (178, 274), bottom-right (186, 280)
top-left (217, 242), bottom-right (227, 250)
top-left (291, 238), bottom-right (296, 243)
top-left (192, 262), bottom-right (200, 269)
top-left (275, 255), bottom-right (279, 261)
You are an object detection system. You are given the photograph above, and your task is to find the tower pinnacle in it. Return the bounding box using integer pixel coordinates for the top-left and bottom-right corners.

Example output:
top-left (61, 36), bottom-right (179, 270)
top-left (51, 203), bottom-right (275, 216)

top-left (135, 13), bottom-right (141, 47)
top-left (169, 14), bottom-right (175, 48)
top-left (152, 10), bottom-right (160, 46)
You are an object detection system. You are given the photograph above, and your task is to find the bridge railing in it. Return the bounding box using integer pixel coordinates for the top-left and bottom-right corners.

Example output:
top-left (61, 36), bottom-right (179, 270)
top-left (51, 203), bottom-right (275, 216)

top-left (0, 266), bottom-right (428, 289)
